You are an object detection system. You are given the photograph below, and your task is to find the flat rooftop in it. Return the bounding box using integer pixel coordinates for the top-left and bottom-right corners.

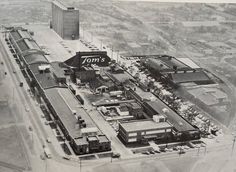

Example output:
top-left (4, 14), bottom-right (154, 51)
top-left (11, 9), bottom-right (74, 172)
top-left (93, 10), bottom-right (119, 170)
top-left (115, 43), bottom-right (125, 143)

top-left (51, 62), bottom-right (66, 79)
top-left (98, 135), bottom-right (110, 143)
top-left (134, 86), bottom-right (155, 101)
top-left (142, 55), bottom-right (202, 72)
top-left (159, 55), bottom-right (189, 70)
top-left (146, 100), bottom-right (196, 132)
top-left (45, 88), bottom-right (80, 138)
top-left (120, 120), bottom-right (172, 133)
top-left (169, 71), bottom-right (210, 84)
top-left (52, 0), bottom-right (78, 11)
top-left (58, 87), bottom-right (98, 129)
top-left (45, 87), bottom-right (100, 138)
top-left (22, 25), bottom-right (90, 63)
top-left (177, 58), bottom-right (200, 69)
top-left (28, 64), bottom-right (59, 89)
top-left (107, 71), bottom-right (134, 84)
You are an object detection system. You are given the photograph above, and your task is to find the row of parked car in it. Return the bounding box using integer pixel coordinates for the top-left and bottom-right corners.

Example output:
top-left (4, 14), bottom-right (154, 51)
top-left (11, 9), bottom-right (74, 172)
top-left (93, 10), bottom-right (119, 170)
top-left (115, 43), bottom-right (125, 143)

top-left (142, 142), bottom-right (206, 156)
top-left (80, 39), bottom-right (100, 51)
top-left (142, 149), bottom-right (161, 155)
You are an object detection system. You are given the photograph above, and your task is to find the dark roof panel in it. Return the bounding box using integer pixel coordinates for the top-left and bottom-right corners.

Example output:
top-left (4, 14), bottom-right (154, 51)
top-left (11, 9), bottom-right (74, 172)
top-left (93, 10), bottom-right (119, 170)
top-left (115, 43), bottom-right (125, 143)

top-left (24, 53), bottom-right (48, 65)
top-left (28, 64), bottom-right (58, 89)
top-left (170, 71), bottom-right (210, 84)
top-left (16, 39), bottom-right (29, 52)
top-left (10, 31), bottom-right (22, 40)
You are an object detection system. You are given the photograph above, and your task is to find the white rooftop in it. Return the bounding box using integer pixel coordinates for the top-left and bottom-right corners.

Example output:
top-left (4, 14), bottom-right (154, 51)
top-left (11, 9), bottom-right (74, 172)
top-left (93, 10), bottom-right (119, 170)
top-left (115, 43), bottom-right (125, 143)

top-left (177, 58), bottom-right (201, 69)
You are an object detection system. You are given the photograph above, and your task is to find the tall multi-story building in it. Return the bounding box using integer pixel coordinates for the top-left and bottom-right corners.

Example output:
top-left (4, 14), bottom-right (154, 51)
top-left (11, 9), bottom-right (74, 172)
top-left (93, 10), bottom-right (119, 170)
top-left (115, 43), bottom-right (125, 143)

top-left (51, 0), bottom-right (80, 39)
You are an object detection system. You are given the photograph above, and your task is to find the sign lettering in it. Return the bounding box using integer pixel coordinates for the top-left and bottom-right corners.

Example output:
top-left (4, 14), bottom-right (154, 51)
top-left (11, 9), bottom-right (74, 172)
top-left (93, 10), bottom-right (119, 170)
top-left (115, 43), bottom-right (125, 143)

top-left (81, 56), bottom-right (106, 65)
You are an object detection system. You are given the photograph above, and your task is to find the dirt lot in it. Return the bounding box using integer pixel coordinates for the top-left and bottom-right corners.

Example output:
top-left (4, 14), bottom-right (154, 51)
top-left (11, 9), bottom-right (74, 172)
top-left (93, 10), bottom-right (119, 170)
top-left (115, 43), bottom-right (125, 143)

top-left (0, 166), bottom-right (17, 172)
top-left (93, 156), bottom-right (199, 172)
top-left (0, 126), bottom-right (30, 171)
top-left (0, 0), bottom-right (50, 24)
top-left (0, 106), bottom-right (15, 125)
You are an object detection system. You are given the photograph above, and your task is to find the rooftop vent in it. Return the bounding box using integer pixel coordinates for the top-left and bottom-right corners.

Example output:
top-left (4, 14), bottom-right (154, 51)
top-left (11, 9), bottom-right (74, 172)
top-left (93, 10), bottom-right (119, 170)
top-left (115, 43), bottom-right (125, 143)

top-left (38, 65), bottom-right (50, 72)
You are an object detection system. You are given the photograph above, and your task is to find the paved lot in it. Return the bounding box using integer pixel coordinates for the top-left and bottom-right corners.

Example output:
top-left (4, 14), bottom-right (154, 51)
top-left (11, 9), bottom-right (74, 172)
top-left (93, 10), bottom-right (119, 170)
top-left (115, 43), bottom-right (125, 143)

top-left (24, 24), bottom-right (90, 62)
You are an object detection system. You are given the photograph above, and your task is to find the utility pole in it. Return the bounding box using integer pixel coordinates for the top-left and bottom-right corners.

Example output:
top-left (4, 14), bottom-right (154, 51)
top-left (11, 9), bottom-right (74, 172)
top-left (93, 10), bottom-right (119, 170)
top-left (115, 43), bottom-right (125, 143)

top-left (91, 32), bottom-right (93, 43)
top-left (204, 146), bottom-right (207, 155)
top-left (231, 135), bottom-right (236, 156)
top-left (12, 87), bottom-right (15, 102)
top-left (45, 159), bottom-right (47, 172)
top-left (116, 50), bottom-right (119, 63)
top-left (81, 25), bottom-right (84, 39)
top-left (111, 46), bottom-right (113, 59)
top-left (100, 40), bottom-right (103, 50)
top-left (79, 158), bottom-right (82, 172)
top-left (197, 147), bottom-right (200, 156)
top-left (31, 130), bottom-right (34, 145)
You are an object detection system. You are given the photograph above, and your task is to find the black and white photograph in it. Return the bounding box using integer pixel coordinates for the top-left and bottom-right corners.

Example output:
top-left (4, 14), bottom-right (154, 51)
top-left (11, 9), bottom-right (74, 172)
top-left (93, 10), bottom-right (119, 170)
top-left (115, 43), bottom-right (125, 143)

top-left (0, 0), bottom-right (236, 171)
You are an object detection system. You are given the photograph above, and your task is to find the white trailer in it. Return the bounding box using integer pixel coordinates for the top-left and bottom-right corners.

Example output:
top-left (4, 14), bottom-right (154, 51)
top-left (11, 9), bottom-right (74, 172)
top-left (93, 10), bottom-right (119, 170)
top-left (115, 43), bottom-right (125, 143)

top-left (44, 147), bottom-right (52, 159)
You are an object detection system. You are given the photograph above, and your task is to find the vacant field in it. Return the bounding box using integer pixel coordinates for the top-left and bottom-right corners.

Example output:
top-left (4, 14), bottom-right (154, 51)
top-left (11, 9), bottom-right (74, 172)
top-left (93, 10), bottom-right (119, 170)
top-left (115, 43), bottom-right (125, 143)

top-left (0, 166), bottom-right (18, 172)
top-left (225, 57), bottom-right (236, 67)
top-left (0, 0), bottom-right (50, 24)
top-left (94, 160), bottom-right (171, 172)
top-left (93, 156), bottom-right (199, 172)
top-left (163, 157), bottom-right (199, 172)
top-left (0, 106), bottom-right (15, 126)
top-left (0, 126), bottom-right (30, 170)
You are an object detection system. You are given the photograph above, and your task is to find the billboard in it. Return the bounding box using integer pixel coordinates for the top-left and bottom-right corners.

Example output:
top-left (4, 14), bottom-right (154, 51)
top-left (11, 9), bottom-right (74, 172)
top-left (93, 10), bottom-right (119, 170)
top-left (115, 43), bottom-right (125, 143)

top-left (64, 51), bottom-right (111, 69)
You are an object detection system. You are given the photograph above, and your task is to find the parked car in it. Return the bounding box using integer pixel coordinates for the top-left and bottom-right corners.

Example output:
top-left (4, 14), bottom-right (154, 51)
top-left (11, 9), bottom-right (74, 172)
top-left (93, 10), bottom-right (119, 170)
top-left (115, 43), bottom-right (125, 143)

top-left (173, 147), bottom-right (178, 151)
top-left (160, 148), bottom-right (166, 152)
top-left (63, 155), bottom-right (71, 160)
top-left (179, 150), bottom-right (186, 155)
top-left (149, 150), bottom-right (155, 154)
top-left (46, 137), bottom-right (51, 143)
top-left (40, 154), bottom-right (46, 160)
top-left (188, 142), bottom-right (196, 148)
top-left (142, 151), bottom-right (150, 155)
top-left (112, 152), bottom-right (121, 158)
top-left (154, 150), bottom-right (161, 153)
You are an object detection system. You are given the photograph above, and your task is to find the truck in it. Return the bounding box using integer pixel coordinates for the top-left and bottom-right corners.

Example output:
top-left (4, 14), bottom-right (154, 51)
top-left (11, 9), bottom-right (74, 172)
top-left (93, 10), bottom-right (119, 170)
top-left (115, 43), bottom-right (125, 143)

top-left (76, 94), bottom-right (84, 105)
top-left (44, 147), bottom-right (52, 159)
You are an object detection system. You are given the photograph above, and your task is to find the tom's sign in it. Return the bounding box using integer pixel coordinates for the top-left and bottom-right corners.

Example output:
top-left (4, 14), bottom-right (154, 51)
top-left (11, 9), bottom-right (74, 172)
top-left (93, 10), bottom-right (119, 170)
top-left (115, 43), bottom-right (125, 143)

top-left (81, 55), bottom-right (106, 65)
top-left (64, 51), bottom-right (111, 68)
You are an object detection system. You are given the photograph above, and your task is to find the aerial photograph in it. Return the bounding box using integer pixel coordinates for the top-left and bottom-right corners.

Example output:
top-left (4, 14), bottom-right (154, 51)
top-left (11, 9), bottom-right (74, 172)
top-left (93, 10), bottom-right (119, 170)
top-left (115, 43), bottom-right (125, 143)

top-left (0, 0), bottom-right (236, 172)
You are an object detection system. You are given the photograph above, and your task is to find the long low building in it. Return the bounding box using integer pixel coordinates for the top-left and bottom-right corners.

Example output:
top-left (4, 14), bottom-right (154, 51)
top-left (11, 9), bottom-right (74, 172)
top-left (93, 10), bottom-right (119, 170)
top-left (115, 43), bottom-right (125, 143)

top-left (140, 55), bottom-right (212, 85)
top-left (7, 27), bottom-right (111, 155)
top-left (118, 120), bottom-right (173, 144)
top-left (144, 100), bottom-right (200, 141)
